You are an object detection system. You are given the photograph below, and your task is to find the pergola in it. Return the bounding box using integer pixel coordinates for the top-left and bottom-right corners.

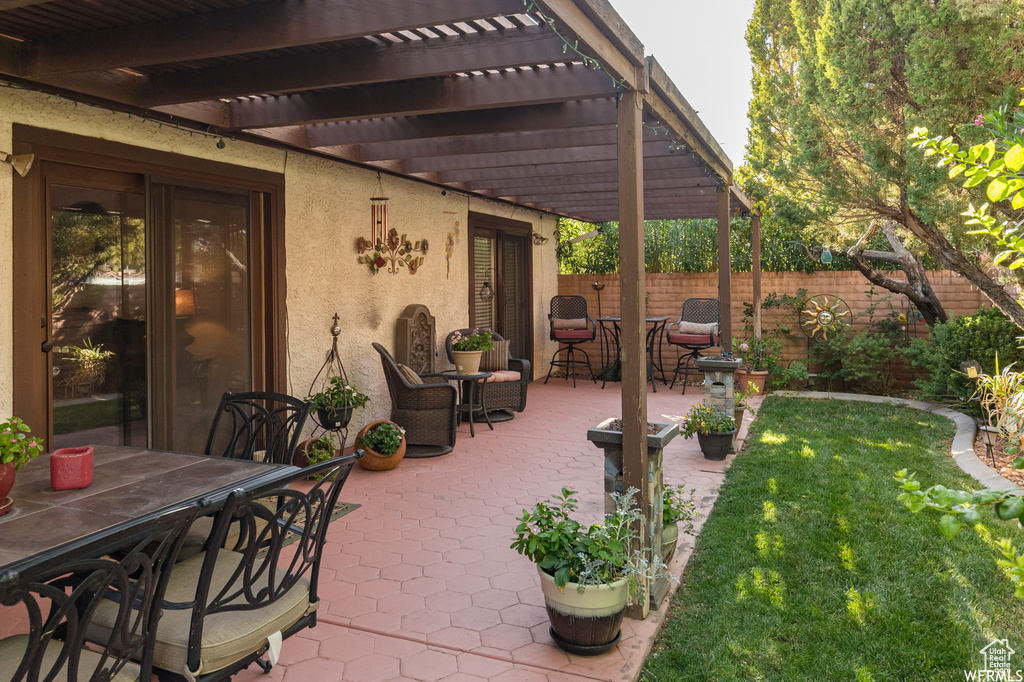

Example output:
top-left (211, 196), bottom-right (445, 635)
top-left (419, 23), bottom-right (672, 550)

top-left (0, 0), bottom-right (759, 613)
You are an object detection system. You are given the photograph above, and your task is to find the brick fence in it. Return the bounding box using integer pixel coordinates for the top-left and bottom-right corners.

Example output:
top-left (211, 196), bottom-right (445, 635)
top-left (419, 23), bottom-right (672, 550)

top-left (556, 270), bottom-right (990, 379)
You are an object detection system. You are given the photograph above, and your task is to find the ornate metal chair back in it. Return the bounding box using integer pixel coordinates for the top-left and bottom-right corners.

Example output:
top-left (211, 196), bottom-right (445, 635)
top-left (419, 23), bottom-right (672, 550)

top-left (205, 391), bottom-right (312, 465)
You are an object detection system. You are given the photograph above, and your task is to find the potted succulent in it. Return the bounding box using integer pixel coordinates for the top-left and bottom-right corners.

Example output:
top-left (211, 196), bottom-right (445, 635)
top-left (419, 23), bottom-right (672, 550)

top-left (681, 403), bottom-right (737, 461)
top-left (0, 417), bottom-right (45, 515)
top-left (735, 336), bottom-right (781, 394)
top-left (308, 376), bottom-right (370, 430)
top-left (356, 419), bottom-right (407, 470)
top-left (450, 328), bottom-right (494, 375)
top-left (734, 381), bottom-right (760, 430)
top-left (511, 487), bottom-right (668, 655)
top-left (662, 483), bottom-right (698, 563)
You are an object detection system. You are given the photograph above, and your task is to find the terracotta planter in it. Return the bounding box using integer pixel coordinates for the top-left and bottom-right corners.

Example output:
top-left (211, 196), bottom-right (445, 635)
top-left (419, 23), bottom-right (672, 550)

top-left (697, 429), bottom-right (737, 460)
top-left (50, 446), bottom-right (94, 490)
top-left (538, 567), bottom-right (626, 656)
top-left (293, 437), bottom-right (341, 473)
top-left (0, 462), bottom-right (15, 514)
top-left (661, 522), bottom-right (679, 564)
top-left (735, 369), bottom-right (769, 395)
top-left (452, 350), bottom-right (483, 375)
top-left (356, 420), bottom-right (407, 471)
top-left (315, 405), bottom-right (354, 430)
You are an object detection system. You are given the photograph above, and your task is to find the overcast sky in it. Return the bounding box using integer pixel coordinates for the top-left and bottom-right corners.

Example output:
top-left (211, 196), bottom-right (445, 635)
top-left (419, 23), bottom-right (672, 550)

top-left (606, 0), bottom-right (757, 168)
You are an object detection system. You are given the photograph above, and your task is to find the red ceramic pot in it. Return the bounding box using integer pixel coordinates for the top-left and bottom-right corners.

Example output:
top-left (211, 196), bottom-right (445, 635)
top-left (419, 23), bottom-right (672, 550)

top-left (50, 446), bottom-right (94, 490)
top-left (0, 462), bottom-right (15, 501)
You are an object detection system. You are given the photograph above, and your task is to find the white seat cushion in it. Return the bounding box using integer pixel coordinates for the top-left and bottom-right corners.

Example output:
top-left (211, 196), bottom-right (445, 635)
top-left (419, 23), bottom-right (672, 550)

top-left (0, 634), bottom-right (141, 682)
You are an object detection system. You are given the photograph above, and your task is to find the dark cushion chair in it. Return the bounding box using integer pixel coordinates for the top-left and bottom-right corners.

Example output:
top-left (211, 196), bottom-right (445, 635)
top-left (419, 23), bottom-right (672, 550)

top-left (0, 503), bottom-right (198, 682)
top-left (204, 391), bottom-right (312, 465)
top-left (373, 342), bottom-right (458, 457)
top-left (444, 329), bottom-right (529, 418)
top-left (667, 298), bottom-right (720, 394)
top-left (544, 295), bottom-right (597, 387)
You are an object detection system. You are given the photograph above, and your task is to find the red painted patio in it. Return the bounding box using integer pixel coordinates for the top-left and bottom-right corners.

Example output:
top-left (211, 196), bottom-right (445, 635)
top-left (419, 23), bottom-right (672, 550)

top-left (234, 379), bottom-right (745, 682)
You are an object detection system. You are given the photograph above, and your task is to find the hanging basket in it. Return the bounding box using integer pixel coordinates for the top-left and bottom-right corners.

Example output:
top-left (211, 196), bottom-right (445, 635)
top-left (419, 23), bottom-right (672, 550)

top-left (316, 405), bottom-right (354, 430)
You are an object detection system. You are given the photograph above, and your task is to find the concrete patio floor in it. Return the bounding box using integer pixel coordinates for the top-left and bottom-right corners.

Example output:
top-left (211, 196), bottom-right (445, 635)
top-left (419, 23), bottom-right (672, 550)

top-left (235, 378), bottom-right (747, 682)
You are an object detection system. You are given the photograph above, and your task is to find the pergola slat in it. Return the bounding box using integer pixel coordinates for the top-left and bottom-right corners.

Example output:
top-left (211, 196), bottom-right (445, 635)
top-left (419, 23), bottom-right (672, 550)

top-left (401, 139), bottom-right (676, 173)
top-left (20, 0), bottom-right (526, 76)
top-left (437, 155), bottom-right (715, 183)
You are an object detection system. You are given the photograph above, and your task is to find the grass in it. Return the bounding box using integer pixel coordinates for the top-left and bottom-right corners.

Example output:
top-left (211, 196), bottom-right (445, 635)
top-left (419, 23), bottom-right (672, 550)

top-left (643, 396), bottom-right (1024, 681)
top-left (53, 397), bottom-right (133, 434)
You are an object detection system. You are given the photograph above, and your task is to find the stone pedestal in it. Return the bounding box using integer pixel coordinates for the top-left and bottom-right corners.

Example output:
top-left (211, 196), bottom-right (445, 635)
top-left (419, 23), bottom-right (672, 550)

top-left (695, 356), bottom-right (743, 452)
top-left (587, 418), bottom-right (679, 614)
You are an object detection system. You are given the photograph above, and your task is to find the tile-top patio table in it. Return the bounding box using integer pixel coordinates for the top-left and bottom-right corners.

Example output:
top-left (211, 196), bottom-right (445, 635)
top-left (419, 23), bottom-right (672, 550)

top-left (0, 445), bottom-right (300, 571)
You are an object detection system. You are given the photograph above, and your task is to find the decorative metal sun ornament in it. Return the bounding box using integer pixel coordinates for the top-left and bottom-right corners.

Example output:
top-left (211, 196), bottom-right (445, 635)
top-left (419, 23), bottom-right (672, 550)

top-left (800, 294), bottom-right (852, 342)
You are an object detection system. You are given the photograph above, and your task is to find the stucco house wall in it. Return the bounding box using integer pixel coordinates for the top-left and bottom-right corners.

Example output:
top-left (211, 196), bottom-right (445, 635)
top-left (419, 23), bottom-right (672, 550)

top-left (0, 86), bottom-right (559, 426)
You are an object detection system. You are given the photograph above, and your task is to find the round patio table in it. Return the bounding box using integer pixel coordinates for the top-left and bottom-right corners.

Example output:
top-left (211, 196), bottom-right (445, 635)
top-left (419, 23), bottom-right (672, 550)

top-left (596, 316), bottom-right (670, 391)
top-left (441, 370), bottom-right (494, 437)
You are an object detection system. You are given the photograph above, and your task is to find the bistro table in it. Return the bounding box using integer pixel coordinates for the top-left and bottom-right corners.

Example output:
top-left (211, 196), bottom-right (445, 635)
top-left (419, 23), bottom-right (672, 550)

top-left (441, 369), bottom-right (493, 438)
top-left (596, 316), bottom-right (670, 392)
top-left (0, 445), bottom-right (300, 571)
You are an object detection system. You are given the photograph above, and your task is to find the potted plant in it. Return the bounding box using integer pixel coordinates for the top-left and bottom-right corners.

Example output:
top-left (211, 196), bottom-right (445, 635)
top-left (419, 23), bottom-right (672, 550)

top-left (293, 433), bottom-right (339, 475)
top-left (735, 336), bottom-right (781, 394)
top-left (662, 483), bottom-right (697, 563)
top-left (681, 403), bottom-right (737, 461)
top-left (734, 381), bottom-right (760, 430)
top-left (450, 328), bottom-right (494, 375)
top-left (308, 376), bottom-right (370, 430)
top-left (356, 419), bottom-right (407, 470)
top-left (0, 417), bottom-right (44, 515)
top-left (511, 487), bottom-right (668, 655)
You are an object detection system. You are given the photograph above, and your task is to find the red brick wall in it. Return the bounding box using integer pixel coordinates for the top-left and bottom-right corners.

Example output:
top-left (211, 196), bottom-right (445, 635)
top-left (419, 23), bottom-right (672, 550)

top-left (557, 271), bottom-right (989, 375)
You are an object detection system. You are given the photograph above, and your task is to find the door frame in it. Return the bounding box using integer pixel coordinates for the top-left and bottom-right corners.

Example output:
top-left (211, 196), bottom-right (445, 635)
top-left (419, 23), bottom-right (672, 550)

top-left (467, 211), bottom-right (534, 379)
top-left (12, 126), bottom-right (287, 450)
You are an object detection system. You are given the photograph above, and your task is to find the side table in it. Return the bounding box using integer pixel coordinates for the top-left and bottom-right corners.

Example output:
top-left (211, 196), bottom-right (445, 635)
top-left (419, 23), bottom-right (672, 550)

top-left (441, 370), bottom-right (494, 437)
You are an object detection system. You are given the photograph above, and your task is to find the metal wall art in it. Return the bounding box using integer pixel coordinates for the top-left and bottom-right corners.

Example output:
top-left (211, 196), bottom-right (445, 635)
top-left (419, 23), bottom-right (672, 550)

top-left (444, 212), bottom-right (461, 280)
top-left (357, 228), bottom-right (428, 275)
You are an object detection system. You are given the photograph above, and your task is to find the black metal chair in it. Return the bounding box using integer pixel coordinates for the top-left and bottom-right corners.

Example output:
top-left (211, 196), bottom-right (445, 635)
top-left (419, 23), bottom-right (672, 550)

top-left (667, 298), bottom-right (720, 394)
top-left (0, 504), bottom-right (198, 682)
top-left (544, 295), bottom-right (597, 387)
top-left (445, 329), bottom-right (530, 420)
top-left (204, 391), bottom-right (312, 465)
top-left (147, 455), bottom-right (359, 682)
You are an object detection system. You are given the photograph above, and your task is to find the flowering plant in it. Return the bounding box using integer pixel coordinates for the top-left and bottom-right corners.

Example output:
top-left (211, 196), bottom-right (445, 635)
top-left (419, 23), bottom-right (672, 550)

top-left (735, 381), bottom-right (760, 410)
top-left (308, 376), bottom-right (370, 413)
top-left (0, 417), bottom-right (44, 471)
top-left (451, 328), bottom-right (494, 352)
top-left (511, 487), bottom-right (669, 601)
top-left (663, 483), bottom-right (698, 532)
top-left (358, 421), bottom-right (405, 456)
top-left (680, 403), bottom-right (736, 438)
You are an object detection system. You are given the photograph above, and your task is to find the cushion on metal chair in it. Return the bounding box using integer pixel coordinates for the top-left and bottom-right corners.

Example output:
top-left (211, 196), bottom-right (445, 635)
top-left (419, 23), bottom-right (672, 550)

top-left (0, 635), bottom-right (142, 682)
top-left (485, 370), bottom-right (522, 383)
top-left (668, 333), bottom-right (716, 345)
top-left (552, 317), bottom-right (588, 330)
top-left (553, 329), bottom-right (594, 340)
top-left (674, 321), bottom-right (718, 335)
top-left (397, 363), bottom-right (424, 385)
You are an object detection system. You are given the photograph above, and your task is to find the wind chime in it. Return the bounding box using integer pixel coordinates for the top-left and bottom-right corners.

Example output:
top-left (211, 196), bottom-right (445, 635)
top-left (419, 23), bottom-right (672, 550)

top-left (370, 173), bottom-right (389, 248)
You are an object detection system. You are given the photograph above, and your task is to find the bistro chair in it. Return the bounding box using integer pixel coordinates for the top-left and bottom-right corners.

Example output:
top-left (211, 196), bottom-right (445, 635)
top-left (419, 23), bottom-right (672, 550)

top-left (374, 342), bottom-right (458, 456)
top-left (0, 503), bottom-right (198, 682)
top-left (204, 391), bottom-right (312, 465)
top-left (445, 329), bottom-right (530, 419)
top-left (667, 298), bottom-right (720, 394)
top-left (545, 295), bottom-right (597, 387)
top-left (131, 456), bottom-right (357, 682)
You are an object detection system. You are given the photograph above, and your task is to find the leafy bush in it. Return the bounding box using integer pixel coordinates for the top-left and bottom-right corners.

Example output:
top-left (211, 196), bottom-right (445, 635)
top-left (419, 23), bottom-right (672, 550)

top-left (359, 421), bottom-right (405, 456)
top-left (902, 307), bottom-right (1024, 404)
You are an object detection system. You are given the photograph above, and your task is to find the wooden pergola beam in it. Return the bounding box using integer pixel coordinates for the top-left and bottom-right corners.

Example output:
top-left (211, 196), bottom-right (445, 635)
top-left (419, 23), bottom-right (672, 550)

top-left (20, 0), bottom-right (525, 76)
top-left (475, 167), bottom-right (711, 194)
top-left (303, 99), bottom-right (618, 147)
top-left (140, 25), bottom-right (569, 107)
top-left (355, 125), bottom-right (622, 161)
top-left (718, 187), bottom-right (733, 354)
top-left (439, 154), bottom-right (711, 183)
top-left (214, 65), bottom-right (619, 130)
top-left (401, 138), bottom-right (676, 173)
top-left (515, 186), bottom-right (723, 203)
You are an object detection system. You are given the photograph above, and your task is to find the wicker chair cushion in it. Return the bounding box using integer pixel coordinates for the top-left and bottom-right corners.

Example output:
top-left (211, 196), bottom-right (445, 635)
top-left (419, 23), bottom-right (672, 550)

top-left (675, 321), bottom-right (717, 335)
top-left (553, 329), bottom-right (594, 340)
top-left (552, 317), bottom-right (588, 330)
top-left (485, 370), bottom-right (521, 383)
top-left (480, 340), bottom-right (509, 371)
top-left (668, 333), bottom-right (716, 345)
top-left (0, 634), bottom-right (142, 682)
top-left (398, 363), bottom-right (423, 385)
top-left (90, 549), bottom-right (310, 678)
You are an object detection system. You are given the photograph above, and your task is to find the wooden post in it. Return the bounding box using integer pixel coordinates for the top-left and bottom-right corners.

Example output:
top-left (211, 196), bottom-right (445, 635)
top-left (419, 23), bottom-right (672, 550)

top-left (617, 88), bottom-right (649, 619)
top-left (718, 186), bottom-right (733, 355)
top-left (752, 209), bottom-right (762, 340)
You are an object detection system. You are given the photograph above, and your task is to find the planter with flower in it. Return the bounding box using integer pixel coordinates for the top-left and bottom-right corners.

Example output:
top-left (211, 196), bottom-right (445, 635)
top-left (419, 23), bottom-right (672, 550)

top-left (294, 433), bottom-right (340, 476)
top-left (356, 420), bottom-right (407, 470)
top-left (308, 377), bottom-right (370, 431)
top-left (0, 417), bottom-right (44, 515)
top-left (512, 487), bottom-right (670, 656)
top-left (661, 483), bottom-right (698, 563)
top-left (733, 381), bottom-right (760, 430)
top-left (449, 328), bottom-right (494, 375)
top-left (682, 403), bottom-right (737, 461)
top-left (735, 336), bottom-right (782, 394)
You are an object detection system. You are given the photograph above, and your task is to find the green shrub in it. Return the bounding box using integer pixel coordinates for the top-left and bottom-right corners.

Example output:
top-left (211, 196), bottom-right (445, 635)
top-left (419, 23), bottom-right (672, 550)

top-left (902, 307), bottom-right (1024, 404)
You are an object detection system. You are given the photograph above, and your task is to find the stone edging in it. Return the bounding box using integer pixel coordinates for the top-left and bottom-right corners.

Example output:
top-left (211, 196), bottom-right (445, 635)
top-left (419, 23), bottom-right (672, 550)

top-left (772, 391), bottom-right (1015, 490)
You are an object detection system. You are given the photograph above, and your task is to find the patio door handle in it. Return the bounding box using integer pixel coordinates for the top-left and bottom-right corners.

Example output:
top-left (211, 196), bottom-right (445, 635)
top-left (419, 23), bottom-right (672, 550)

top-left (41, 340), bottom-right (53, 353)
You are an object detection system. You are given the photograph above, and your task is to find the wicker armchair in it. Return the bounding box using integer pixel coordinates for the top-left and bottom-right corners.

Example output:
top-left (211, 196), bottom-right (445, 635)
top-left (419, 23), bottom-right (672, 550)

top-left (373, 342), bottom-right (458, 457)
top-left (444, 329), bottom-right (529, 420)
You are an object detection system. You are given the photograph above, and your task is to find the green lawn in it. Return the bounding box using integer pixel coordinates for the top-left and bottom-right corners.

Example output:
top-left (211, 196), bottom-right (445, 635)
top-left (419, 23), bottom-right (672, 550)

top-left (643, 397), bottom-right (1024, 681)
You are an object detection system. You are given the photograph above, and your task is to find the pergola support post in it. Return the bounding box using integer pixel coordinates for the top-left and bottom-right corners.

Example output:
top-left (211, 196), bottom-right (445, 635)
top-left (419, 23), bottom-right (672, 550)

top-left (617, 88), bottom-right (650, 620)
top-left (752, 209), bottom-right (762, 339)
top-left (717, 186), bottom-right (733, 355)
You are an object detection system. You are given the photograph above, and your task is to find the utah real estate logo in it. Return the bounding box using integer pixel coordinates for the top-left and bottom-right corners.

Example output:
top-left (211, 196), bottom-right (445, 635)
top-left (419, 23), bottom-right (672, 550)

top-left (965, 639), bottom-right (1023, 681)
